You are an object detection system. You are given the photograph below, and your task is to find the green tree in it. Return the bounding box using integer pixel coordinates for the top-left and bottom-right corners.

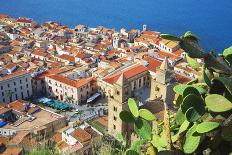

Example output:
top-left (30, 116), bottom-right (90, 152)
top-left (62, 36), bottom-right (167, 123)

top-left (119, 32), bottom-right (232, 155)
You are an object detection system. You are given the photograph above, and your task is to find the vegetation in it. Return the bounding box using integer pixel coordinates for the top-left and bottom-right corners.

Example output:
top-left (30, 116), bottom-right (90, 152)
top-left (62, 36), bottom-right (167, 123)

top-left (26, 143), bottom-right (60, 155)
top-left (118, 32), bottom-right (232, 154)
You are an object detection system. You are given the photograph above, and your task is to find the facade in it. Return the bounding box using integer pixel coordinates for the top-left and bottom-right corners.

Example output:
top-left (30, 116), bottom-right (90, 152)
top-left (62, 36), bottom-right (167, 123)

top-left (158, 39), bottom-right (180, 53)
top-left (105, 64), bottom-right (149, 138)
top-left (0, 71), bottom-right (32, 104)
top-left (53, 124), bottom-right (102, 155)
top-left (45, 75), bottom-right (97, 104)
top-left (150, 57), bottom-right (177, 105)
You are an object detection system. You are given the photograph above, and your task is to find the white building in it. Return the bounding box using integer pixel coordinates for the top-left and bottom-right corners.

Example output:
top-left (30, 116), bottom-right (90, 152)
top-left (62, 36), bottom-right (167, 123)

top-left (0, 70), bottom-right (32, 103)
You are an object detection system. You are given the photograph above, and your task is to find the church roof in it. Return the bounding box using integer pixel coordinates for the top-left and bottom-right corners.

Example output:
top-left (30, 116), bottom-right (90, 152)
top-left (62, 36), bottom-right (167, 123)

top-left (103, 64), bottom-right (148, 85)
top-left (160, 57), bottom-right (172, 71)
top-left (116, 73), bottom-right (127, 86)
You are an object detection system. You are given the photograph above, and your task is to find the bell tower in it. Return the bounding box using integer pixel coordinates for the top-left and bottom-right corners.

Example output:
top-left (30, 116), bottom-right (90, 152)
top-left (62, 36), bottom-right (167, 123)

top-left (143, 24), bottom-right (147, 32)
top-left (150, 57), bottom-right (176, 105)
top-left (108, 73), bottom-right (132, 138)
top-left (113, 33), bottom-right (120, 48)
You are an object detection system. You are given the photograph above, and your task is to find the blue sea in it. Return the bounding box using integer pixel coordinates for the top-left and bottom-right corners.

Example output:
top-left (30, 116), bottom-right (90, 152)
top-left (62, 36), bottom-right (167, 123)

top-left (0, 0), bottom-right (232, 52)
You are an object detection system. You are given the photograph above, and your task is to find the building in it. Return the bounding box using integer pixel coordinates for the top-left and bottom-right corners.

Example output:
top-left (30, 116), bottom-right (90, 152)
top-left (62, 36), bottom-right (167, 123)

top-left (150, 57), bottom-right (177, 105)
top-left (53, 123), bottom-right (102, 155)
top-left (0, 100), bottom-right (66, 145)
top-left (105, 64), bottom-right (149, 138)
top-left (158, 39), bottom-right (180, 53)
top-left (0, 70), bottom-right (32, 104)
top-left (45, 75), bottom-right (97, 104)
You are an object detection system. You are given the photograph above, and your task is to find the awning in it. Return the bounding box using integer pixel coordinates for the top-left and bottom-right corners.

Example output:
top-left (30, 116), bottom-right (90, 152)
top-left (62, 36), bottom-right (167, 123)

top-left (87, 93), bottom-right (101, 103)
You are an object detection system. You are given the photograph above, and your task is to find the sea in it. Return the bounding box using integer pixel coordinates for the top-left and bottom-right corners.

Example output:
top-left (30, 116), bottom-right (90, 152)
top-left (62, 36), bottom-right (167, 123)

top-left (0, 0), bottom-right (232, 52)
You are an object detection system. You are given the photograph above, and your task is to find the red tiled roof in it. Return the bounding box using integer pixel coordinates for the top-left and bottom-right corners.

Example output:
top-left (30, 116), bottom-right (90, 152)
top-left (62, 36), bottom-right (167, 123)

top-left (17, 18), bottom-right (33, 23)
top-left (35, 68), bottom-right (62, 80)
top-left (157, 50), bottom-right (182, 60)
top-left (4, 63), bottom-right (16, 70)
top-left (0, 70), bottom-right (28, 81)
top-left (0, 136), bottom-right (10, 146)
top-left (47, 74), bottom-right (89, 88)
top-left (0, 14), bottom-right (9, 19)
top-left (71, 128), bottom-right (91, 143)
top-left (104, 64), bottom-right (148, 84)
top-left (95, 116), bottom-right (108, 128)
top-left (2, 147), bottom-right (23, 155)
top-left (8, 100), bottom-right (40, 114)
top-left (59, 54), bottom-right (75, 62)
top-left (143, 56), bottom-right (162, 72)
top-left (175, 73), bottom-right (191, 84)
top-left (31, 50), bottom-right (49, 57)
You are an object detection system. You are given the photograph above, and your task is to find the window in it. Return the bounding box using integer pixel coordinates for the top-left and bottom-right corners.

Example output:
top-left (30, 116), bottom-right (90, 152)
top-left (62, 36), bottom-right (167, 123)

top-left (155, 86), bottom-right (160, 91)
top-left (26, 84), bottom-right (28, 88)
top-left (26, 78), bottom-right (28, 82)
top-left (8, 84), bottom-right (10, 87)
top-left (116, 91), bottom-right (120, 95)
top-left (20, 86), bottom-right (23, 90)
top-left (14, 88), bottom-right (17, 91)
top-left (27, 90), bottom-right (29, 96)
top-left (113, 125), bottom-right (116, 130)
top-left (114, 106), bottom-right (117, 112)
top-left (80, 88), bottom-right (83, 92)
top-left (113, 116), bottom-right (117, 121)
top-left (15, 94), bottom-right (18, 100)
top-left (3, 98), bottom-right (5, 102)
top-left (20, 80), bottom-right (22, 84)
top-left (2, 92), bottom-right (4, 96)
top-left (14, 82), bottom-right (16, 86)
top-left (0, 86), bottom-right (3, 90)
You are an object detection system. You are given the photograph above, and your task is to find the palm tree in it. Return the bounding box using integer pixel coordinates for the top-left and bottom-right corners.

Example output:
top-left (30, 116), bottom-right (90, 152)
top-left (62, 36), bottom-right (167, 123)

top-left (65, 96), bottom-right (74, 104)
top-left (6, 90), bottom-right (14, 101)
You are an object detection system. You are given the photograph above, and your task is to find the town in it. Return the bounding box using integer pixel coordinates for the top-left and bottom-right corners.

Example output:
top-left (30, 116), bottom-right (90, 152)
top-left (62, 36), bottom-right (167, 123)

top-left (0, 14), bottom-right (203, 154)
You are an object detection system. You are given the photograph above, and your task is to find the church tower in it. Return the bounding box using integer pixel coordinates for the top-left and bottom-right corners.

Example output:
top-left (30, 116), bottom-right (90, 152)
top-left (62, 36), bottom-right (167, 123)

top-left (108, 73), bottom-right (132, 138)
top-left (150, 57), bottom-right (176, 105)
top-left (113, 33), bottom-right (120, 48)
top-left (143, 24), bottom-right (147, 32)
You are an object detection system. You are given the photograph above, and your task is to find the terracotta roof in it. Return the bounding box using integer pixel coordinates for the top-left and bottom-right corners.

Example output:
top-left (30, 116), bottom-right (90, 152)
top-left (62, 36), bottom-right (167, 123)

top-left (143, 56), bottom-right (162, 72)
top-left (157, 50), bottom-right (182, 60)
top-left (35, 68), bottom-right (62, 80)
top-left (71, 128), bottom-right (91, 143)
top-left (0, 14), bottom-right (9, 19)
top-left (8, 130), bottom-right (30, 145)
top-left (175, 73), bottom-right (191, 84)
top-left (142, 31), bottom-right (160, 36)
top-left (5, 63), bottom-right (16, 70)
top-left (47, 75), bottom-right (89, 88)
top-left (59, 54), bottom-right (75, 62)
top-left (94, 116), bottom-right (108, 128)
top-left (53, 132), bottom-right (62, 144)
top-left (2, 147), bottom-right (23, 155)
top-left (17, 18), bottom-right (33, 23)
top-left (104, 64), bottom-right (148, 84)
top-left (0, 70), bottom-right (28, 81)
top-left (8, 100), bottom-right (40, 114)
top-left (0, 136), bottom-right (10, 146)
top-left (31, 50), bottom-right (49, 57)
top-left (0, 107), bottom-right (11, 115)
